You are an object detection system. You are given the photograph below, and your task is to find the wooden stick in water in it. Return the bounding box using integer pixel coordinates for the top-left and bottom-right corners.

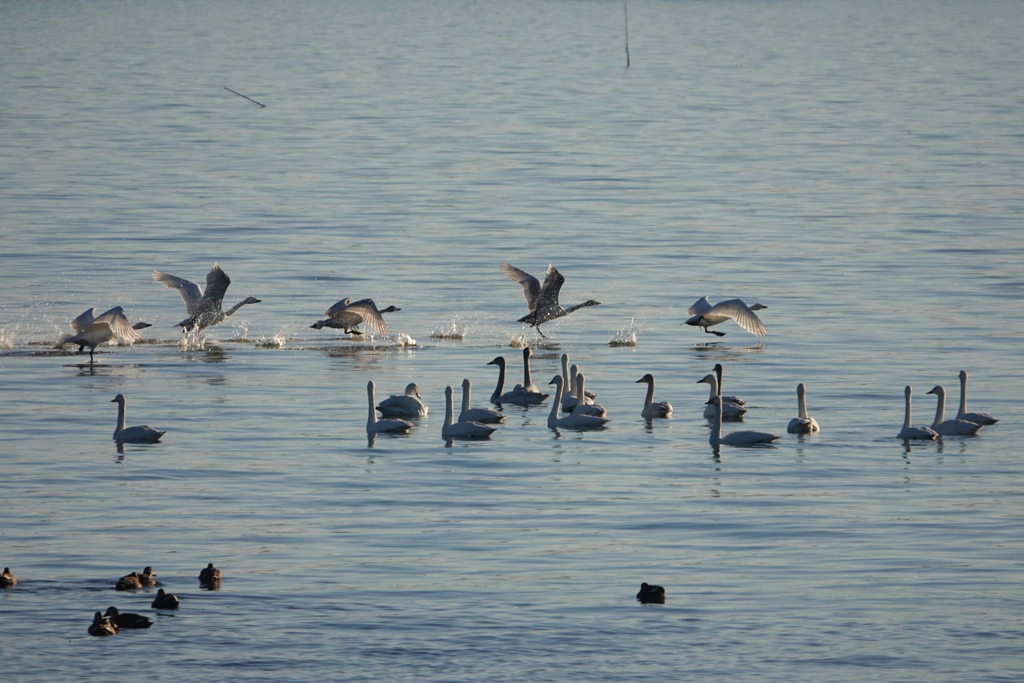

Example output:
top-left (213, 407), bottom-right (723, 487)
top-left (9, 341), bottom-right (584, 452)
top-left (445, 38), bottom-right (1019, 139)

top-left (223, 87), bottom-right (266, 108)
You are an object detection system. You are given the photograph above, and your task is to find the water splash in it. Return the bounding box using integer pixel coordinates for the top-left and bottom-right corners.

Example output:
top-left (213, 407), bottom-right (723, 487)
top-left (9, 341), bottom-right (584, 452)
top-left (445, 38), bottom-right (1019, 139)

top-left (391, 333), bottom-right (417, 347)
top-left (429, 319), bottom-right (468, 340)
top-left (609, 319), bottom-right (640, 347)
top-left (256, 333), bottom-right (286, 349)
top-left (178, 328), bottom-right (206, 351)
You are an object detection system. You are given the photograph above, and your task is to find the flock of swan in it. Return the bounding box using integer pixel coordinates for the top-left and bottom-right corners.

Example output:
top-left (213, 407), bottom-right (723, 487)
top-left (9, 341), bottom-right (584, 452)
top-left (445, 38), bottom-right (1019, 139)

top-left (49, 262), bottom-right (998, 448)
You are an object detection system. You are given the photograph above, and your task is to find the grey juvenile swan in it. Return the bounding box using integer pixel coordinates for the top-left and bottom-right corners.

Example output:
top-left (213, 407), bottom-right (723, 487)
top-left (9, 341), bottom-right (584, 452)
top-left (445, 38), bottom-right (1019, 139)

top-left (311, 298), bottom-right (400, 336)
top-left (152, 264), bottom-right (261, 331)
top-left (501, 262), bottom-right (600, 337)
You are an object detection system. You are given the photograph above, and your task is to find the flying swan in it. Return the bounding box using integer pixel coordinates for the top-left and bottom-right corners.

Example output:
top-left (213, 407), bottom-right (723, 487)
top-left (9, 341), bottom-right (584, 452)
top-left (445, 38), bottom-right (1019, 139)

top-left (62, 307), bottom-right (149, 362)
top-left (311, 298), bottom-right (400, 336)
top-left (501, 262), bottom-right (600, 337)
top-left (684, 296), bottom-right (766, 337)
top-left (152, 264), bottom-right (261, 331)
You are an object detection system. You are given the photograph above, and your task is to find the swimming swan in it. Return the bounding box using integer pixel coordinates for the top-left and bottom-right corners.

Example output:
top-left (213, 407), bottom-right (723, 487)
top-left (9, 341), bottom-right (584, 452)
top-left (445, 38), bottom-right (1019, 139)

top-left (897, 386), bottom-right (937, 440)
top-left (367, 381), bottom-right (414, 434)
top-left (376, 383), bottom-right (428, 418)
top-left (459, 378), bottom-right (505, 424)
top-left (956, 370), bottom-right (998, 425)
top-left (713, 364), bottom-right (747, 406)
top-left (442, 386), bottom-right (497, 439)
top-left (926, 385), bottom-right (982, 436)
top-left (707, 396), bottom-right (778, 447)
top-left (547, 375), bottom-right (610, 431)
top-left (559, 354), bottom-right (596, 412)
top-left (501, 262), bottom-right (600, 337)
top-left (152, 264), bottom-right (261, 331)
top-left (787, 383), bottom-right (820, 434)
top-left (63, 307), bottom-right (148, 362)
top-left (684, 296), bottom-right (766, 337)
top-left (486, 355), bottom-right (548, 405)
top-left (111, 394), bottom-right (166, 444)
top-left (570, 372), bottom-right (606, 417)
top-left (311, 298), bottom-right (400, 336)
top-left (519, 347), bottom-right (545, 394)
top-left (697, 374), bottom-right (747, 419)
top-left (636, 374), bottom-right (673, 419)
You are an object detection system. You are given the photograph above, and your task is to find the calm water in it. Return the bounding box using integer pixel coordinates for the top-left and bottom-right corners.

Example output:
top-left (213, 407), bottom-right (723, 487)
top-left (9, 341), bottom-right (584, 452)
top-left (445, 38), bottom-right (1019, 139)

top-left (2, 0), bottom-right (1024, 680)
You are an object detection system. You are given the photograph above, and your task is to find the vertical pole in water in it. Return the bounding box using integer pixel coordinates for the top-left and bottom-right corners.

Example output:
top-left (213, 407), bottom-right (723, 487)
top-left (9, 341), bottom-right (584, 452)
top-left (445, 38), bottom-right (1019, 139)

top-left (624, 3), bottom-right (631, 68)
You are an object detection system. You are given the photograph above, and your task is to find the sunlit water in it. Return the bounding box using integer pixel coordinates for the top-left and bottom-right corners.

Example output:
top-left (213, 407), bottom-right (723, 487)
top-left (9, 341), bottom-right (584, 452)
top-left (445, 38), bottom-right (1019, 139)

top-left (2, 1), bottom-right (1024, 681)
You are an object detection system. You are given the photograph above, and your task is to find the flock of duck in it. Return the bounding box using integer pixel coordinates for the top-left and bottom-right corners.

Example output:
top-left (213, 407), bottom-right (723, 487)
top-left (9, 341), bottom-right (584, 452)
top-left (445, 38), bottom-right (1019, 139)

top-left (0, 563), bottom-right (222, 637)
top-left (56, 262), bottom-right (998, 448)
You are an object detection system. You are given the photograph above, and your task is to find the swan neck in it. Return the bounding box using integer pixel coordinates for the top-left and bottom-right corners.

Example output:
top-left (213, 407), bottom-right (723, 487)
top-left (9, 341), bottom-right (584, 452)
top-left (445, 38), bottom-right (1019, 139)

top-left (644, 381), bottom-right (655, 406)
top-left (492, 360), bottom-right (505, 400)
top-left (549, 378), bottom-right (563, 423)
top-left (933, 389), bottom-right (945, 426)
top-left (958, 373), bottom-right (968, 416)
top-left (445, 389), bottom-right (454, 428)
top-left (367, 384), bottom-right (376, 425)
top-left (711, 399), bottom-right (722, 445)
top-left (706, 376), bottom-right (718, 402)
top-left (115, 400), bottom-right (126, 434)
top-left (523, 353), bottom-right (532, 387)
top-left (798, 390), bottom-right (808, 419)
top-left (461, 382), bottom-right (471, 413)
top-left (561, 356), bottom-right (569, 386)
top-left (904, 391), bottom-right (912, 430)
top-left (715, 366), bottom-right (724, 397)
top-left (224, 300), bottom-right (249, 318)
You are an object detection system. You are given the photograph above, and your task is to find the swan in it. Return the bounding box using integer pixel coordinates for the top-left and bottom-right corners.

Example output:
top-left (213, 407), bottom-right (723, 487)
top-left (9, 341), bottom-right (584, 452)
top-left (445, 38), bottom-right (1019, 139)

top-left (926, 385), bottom-right (983, 436)
top-left (199, 563), bottom-right (222, 585)
top-left (787, 383), bottom-right (820, 434)
top-left (713, 364), bottom-right (747, 406)
top-left (956, 370), bottom-right (998, 425)
top-left (366, 381), bottom-right (414, 434)
top-left (636, 582), bottom-right (665, 604)
top-left (115, 572), bottom-right (142, 591)
top-left (110, 395), bottom-right (165, 444)
top-left (104, 606), bottom-right (152, 629)
top-left (442, 386), bottom-right (497, 439)
top-left (486, 356), bottom-right (548, 405)
top-left (570, 372), bottom-right (606, 417)
top-left (88, 612), bottom-right (118, 637)
top-left (138, 566), bottom-right (157, 587)
top-left (62, 307), bottom-right (148, 362)
top-left (697, 374), bottom-right (747, 419)
top-left (897, 386), bottom-right (938, 440)
top-left (0, 567), bottom-right (16, 588)
top-left (376, 382), bottom-right (428, 418)
top-left (152, 264), bottom-right (261, 331)
top-left (459, 379), bottom-right (505, 424)
top-left (684, 296), bottom-right (766, 337)
top-left (519, 347), bottom-right (546, 394)
top-left (707, 396), bottom-right (779, 447)
top-left (558, 355), bottom-right (596, 412)
top-left (310, 298), bottom-right (400, 336)
top-left (636, 374), bottom-right (673, 419)
top-left (151, 588), bottom-right (179, 610)
top-left (547, 375), bottom-right (610, 431)
top-left (501, 262), bottom-right (600, 337)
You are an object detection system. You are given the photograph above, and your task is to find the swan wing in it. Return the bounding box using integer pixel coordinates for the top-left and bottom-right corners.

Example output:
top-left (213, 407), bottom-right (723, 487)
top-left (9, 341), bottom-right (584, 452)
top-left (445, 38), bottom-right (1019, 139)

top-left (686, 296), bottom-right (713, 316)
top-left (708, 299), bottom-right (767, 337)
top-left (324, 298), bottom-right (352, 317)
top-left (501, 262), bottom-right (542, 311)
top-left (70, 308), bottom-right (96, 333)
top-left (152, 270), bottom-right (204, 316)
top-left (536, 264), bottom-right (565, 311)
top-left (93, 307), bottom-right (142, 343)
top-left (341, 299), bottom-right (389, 337)
top-left (202, 264), bottom-right (231, 307)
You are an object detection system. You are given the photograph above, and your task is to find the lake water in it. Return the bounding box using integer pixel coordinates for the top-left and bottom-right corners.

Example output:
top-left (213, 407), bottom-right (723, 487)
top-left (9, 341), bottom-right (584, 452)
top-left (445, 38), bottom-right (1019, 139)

top-left (2, 0), bottom-right (1023, 680)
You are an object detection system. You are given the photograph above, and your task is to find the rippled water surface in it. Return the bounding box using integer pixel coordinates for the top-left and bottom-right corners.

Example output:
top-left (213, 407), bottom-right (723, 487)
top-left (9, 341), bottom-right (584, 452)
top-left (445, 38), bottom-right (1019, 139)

top-left (2, 1), bottom-right (1024, 681)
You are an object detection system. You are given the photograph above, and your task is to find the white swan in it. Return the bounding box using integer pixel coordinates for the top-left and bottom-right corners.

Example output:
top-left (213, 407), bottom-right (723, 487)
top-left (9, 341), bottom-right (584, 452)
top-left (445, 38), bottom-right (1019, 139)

top-left (956, 370), bottom-right (998, 425)
top-left (111, 394), bottom-right (166, 444)
top-left (684, 296), bottom-right (767, 337)
top-left (926, 385), bottom-right (982, 436)
top-left (519, 347), bottom-right (544, 394)
top-left (311, 298), bottom-right (400, 336)
top-left (501, 262), bottom-right (600, 337)
top-left (787, 383), bottom-right (820, 434)
top-left (713, 364), bottom-right (746, 406)
top-left (376, 383), bottom-right (428, 418)
top-left (366, 381), bottom-right (413, 434)
top-left (63, 307), bottom-right (148, 362)
top-left (547, 375), bottom-right (610, 431)
top-left (707, 396), bottom-right (778, 447)
top-left (459, 378), bottom-right (505, 424)
top-left (697, 374), bottom-right (747, 419)
top-left (558, 355), bottom-right (596, 412)
top-left (636, 374), bottom-right (673, 419)
top-left (570, 372), bottom-right (606, 417)
top-left (152, 264), bottom-right (261, 331)
top-left (442, 386), bottom-right (497, 439)
top-left (486, 355), bottom-right (548, 406)
top-left (897, 386), bottom-right (937, 440)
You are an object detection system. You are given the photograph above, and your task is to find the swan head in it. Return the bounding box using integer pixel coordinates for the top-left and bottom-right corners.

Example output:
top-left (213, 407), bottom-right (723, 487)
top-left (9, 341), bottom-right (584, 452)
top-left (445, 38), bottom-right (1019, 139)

top-left (131, 322), bottom-right (152, 330)
top-left (523, 347), bottom-right (532, 360)
top-left (797, 382), bottom-right (807, 397)
top-left (696, 374), bottom-right (713, 385)
top-left (905, 385), bottom-right (913, 397)
top-left (547, 374), bottom-right (562, 386)
top-left (462, 378), bottom-right (471, 389)
top-left (751, 304), bottom-right (768, 311)
top-left (487, 356), bottom-right (505, 368)
top-left (240, 297), bottom-right (262, 305)
top-left (404, 383), bottom-right (421, 398)
top-left (380, 305), bottom-right (401, 313)
top-left (581, 300), bottom-right (601, 308)
top-left (111, 394), bottom-right (126, 404)
top-left (636, 374), bottom-right (654, 384)
top-left (959, 370), bottom-right (968, 381)
top-left (926, 385), bottom-right (945, 397)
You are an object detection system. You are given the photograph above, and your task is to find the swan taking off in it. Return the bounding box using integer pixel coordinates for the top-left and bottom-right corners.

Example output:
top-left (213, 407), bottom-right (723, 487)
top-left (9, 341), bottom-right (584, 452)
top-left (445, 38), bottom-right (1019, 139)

top-left (926, 385), bottom-right (982, 436)
top-left (459, 378), bottom-right (505, 424)
top-left (636, 374), bottom-right (673, 419)
top-left (63, 307), bottom-right (148, 362)
top-left (311, 298), bottom-right (399, 336)
top-left (501, 262), bottom-right (600, 337)
top-left (897, 386), bottom-right (937, 440)
top-left (547, 375), bottom-right (610, 431)
top-left (787, 383), bottom-right (820, 434)
top-left (366, 381), bottom-right (413, 434)
top-left (707, 396), bottom-right (778, 447)
top-left (684, 296), bottom-right (766, 337)
top-left (443, 386), bottom-right (497, 439)
top-left (152, 264), bottom-right (261, 331)
top-left (376, 383), bottom-right (428, 418)
top-left (111, 394), bottom-right (166, 444)
top-left (956, 370), bottom-right (998, 425)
